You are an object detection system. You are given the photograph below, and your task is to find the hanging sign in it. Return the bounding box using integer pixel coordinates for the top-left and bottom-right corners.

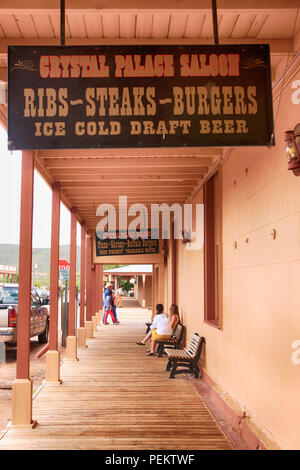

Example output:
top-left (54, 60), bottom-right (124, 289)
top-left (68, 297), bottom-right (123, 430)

top-left (8, 44), bottom-right (274, 150)
top-left (95, 231), bottom-right (159, 257)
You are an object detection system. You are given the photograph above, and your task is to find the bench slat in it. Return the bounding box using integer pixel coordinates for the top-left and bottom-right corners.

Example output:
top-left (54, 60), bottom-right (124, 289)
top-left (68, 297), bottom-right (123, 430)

top-left (165, 349), bottom-right (190, 359)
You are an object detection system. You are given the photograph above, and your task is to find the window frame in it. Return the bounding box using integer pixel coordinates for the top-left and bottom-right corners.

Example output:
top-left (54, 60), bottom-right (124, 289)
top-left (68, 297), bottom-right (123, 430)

top-left (203, 170), bottom-right (223, 329)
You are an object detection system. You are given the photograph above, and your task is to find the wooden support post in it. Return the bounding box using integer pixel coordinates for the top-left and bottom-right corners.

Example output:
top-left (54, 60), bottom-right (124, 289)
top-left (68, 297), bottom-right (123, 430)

top-left (95, 265), bottom-right (99, 313)
top-left (92, 265), bottom-right (96, 315)
top-left (142, 275), bottom-right (146, 308)
top-left (152, 264), bottom-right (156, 319)
top-left (95, 265), bottom-right (101, 325)
top-left (91, 265), bottom-right (97, 332)
top-left (158, 264), bottom-right (164, 307)
top-left (85, 235), bottom-right (93, 338)
top-left (172, 224), bottom-right (177, 305)
top-left (11, 150), bottom-right (37, 428)
top-left (66, 208), bottom-right (78, 361)
top-left (77, 222), bottom-right (87, 348)
top-left (46, 182), bottom-right (62, 384)
top-left (97, 264), bottom-right (103, 323)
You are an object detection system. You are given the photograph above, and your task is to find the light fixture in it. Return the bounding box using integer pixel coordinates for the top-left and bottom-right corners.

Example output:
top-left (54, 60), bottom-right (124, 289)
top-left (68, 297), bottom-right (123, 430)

top-left (285, 123), bottom-right (300, 176)
top-left (162, 245), bottom-right (168, 257)
top-left (181, 230), bottom-right (190, 245)
top-left (181, 230), bottom-right (196, 245)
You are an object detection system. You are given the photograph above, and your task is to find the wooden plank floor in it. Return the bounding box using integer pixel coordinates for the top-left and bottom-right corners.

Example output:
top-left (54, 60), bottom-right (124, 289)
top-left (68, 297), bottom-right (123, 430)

top-left (0, 302), bottom-right (232, 450)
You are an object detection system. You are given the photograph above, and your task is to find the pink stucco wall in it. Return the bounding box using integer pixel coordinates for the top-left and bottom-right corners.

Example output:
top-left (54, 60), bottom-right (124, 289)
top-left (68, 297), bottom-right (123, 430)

top-left (176, 57), bottom-right (300, 449)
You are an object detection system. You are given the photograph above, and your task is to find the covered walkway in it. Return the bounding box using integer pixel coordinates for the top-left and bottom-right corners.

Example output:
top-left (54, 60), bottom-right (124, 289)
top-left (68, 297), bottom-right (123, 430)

top-left (0, 305), bottom-right (232, 450)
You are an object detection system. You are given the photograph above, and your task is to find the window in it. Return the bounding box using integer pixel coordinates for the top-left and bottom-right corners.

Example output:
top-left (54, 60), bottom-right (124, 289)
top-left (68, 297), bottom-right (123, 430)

top-left (0, 286), bottom-right (19, 304)
top-left (203, 171), bottom-right (222, 327)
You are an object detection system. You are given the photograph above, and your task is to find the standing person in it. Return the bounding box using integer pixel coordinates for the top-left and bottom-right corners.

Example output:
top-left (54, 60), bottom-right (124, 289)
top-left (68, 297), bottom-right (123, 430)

top-left (103, 284), bottom-right (119, 323)
top-left (103, 289), bottom-right (118, 325)
top-left (102, 283), bottom-right (110, 323)
top-left (112, 290), bottom-right (120, 324)
top-left (116, 285), bottom-right (123, 308)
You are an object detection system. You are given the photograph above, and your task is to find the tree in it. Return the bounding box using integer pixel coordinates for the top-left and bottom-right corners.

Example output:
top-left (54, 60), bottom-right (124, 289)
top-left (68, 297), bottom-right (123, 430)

top-left (119, 279), bottom-right (132, 293)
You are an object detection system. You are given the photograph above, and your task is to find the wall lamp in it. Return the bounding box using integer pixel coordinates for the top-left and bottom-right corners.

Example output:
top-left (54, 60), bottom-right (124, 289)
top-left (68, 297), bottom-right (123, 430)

top-left (181, 230), bottom-right (196, 245)
top-left (181, 230), bottom-right (191, 245)
top-left (285, 123), bottom-right (300, 176)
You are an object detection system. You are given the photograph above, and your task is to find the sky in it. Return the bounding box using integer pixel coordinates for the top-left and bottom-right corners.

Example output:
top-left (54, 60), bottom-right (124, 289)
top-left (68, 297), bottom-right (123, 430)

top-left (0, 125), bottom-right (81, 248)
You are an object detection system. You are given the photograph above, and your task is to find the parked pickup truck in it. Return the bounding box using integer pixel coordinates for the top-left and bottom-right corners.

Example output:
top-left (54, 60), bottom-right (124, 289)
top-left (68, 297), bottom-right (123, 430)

top-left (0, 283), bottom-right (49, 354)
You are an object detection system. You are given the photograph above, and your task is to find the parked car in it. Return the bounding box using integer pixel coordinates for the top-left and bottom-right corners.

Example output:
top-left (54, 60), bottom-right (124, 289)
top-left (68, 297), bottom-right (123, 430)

top-left (0, 283), bottom-right (49, 356)
top-left (36, 288), bottom-right (50, 304)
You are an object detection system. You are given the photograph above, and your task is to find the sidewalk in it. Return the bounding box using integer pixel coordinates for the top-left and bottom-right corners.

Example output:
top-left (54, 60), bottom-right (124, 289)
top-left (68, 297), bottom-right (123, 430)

top-left (0, 304), bottom-right (233, 450)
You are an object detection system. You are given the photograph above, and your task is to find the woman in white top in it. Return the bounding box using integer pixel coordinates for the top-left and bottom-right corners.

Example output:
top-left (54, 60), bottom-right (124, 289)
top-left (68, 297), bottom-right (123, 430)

top-left (136, 304), bottom-right (173, 356)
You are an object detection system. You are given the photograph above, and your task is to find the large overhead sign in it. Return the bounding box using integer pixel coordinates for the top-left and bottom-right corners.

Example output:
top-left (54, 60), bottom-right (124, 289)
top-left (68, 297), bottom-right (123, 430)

top-left (8, 44), bottom-right (274, 150)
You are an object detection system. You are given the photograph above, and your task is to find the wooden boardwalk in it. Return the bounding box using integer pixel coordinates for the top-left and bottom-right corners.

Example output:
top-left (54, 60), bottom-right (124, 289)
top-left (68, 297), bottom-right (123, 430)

top-left (0, 303), bottom-right (232, 450)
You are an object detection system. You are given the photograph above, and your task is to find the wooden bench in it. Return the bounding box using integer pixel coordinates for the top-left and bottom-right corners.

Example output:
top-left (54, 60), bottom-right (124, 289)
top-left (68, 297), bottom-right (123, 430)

top-left (156, 323), bottom-right (185, 357)
top-left (164, 333), bottom-right (205, 379)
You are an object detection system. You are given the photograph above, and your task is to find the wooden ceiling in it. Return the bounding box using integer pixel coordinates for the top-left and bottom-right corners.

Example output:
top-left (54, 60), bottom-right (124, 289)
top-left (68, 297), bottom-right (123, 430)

top-left (0, 1), bottom-right (299, 231)
top-left (36, 148), bottom-right (219, 228)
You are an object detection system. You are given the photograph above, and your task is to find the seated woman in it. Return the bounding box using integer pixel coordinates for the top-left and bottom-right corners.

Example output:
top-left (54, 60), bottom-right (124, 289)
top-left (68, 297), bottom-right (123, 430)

top-left (136, 304), bottom-right (180, 355)
top-left (169, 304), bottom-right (180, 330)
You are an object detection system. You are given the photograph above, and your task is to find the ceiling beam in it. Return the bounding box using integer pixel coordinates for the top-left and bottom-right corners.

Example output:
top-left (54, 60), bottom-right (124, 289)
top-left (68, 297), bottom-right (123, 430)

top-left (60, 180), bottom-right (198, 187)
top-left (67, 196), bottom-right (187, 201)
top-left (62, 186), bottom-right (191, 192)
top-left (63, 192), bottom-right (191, 198)
top-left (48, 166), bottom-right (207, 175)
top-left (53, 173), bottom-right (204, 181)
top-left (38, 148), bottom-right (218, 159)
top-left (1, 0), bottom-right (300, 11)
top-left (43, 158), bottom-right (211, 169)
top-left (0, 38), bottom-right (294, 58)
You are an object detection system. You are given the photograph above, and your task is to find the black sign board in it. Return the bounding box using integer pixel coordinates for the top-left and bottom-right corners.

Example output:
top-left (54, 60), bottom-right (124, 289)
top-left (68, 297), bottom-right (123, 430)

top-left (95, 231), bottom-right (159, 257)
top-left (8, 44), bottom-right (274, 150)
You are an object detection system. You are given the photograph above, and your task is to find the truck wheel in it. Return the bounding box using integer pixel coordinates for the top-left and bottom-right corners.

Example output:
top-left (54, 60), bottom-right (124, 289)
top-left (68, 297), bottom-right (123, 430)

top-left (38, 319), bottom-right (49, 344)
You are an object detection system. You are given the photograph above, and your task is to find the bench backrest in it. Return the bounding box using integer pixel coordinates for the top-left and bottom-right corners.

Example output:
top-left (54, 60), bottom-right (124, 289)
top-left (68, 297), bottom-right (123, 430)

top-left (185, 333), bottom-right (205, 359)
top-left (172, 323), bottom-right (183, 340)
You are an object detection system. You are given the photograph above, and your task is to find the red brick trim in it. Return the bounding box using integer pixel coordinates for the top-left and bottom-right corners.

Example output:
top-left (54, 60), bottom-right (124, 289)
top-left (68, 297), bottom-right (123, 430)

top-left (199, 368), bottom-right (267, 450)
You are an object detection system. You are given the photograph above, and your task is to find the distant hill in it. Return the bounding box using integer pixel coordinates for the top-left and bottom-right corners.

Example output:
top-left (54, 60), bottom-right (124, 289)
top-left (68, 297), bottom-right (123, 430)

top-left (0, 244), bottom-right (81, 274)
top-left (0, 244), bottom-right (125, 274)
